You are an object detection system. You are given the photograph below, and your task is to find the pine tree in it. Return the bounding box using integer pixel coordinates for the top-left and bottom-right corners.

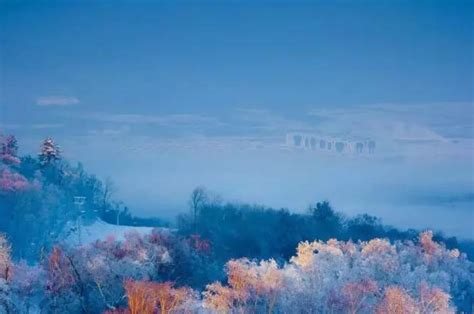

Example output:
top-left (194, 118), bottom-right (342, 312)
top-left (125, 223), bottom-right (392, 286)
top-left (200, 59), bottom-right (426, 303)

top-left (39, 138), bottom-right (61, 166)
top-left (0, 135), bottom-right (20, 165)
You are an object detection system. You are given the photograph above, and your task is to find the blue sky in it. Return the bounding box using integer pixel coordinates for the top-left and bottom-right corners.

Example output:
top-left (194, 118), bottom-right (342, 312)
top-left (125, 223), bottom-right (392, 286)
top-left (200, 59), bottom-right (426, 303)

top-left (1, 1), bottom-right (473, 236)
top-left (1, 1), bottom-right (472, 116)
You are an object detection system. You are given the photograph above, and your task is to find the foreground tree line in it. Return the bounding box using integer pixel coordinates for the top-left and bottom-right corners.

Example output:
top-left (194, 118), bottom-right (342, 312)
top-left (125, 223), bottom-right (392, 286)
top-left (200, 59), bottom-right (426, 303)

top-left (0, 229), bottom-right (472, 313)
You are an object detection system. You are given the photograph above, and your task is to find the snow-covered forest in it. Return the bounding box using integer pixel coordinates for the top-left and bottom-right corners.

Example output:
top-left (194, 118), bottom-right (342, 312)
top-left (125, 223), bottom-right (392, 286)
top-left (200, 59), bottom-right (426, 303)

top-left (0, 135), bottom-right (473, 313)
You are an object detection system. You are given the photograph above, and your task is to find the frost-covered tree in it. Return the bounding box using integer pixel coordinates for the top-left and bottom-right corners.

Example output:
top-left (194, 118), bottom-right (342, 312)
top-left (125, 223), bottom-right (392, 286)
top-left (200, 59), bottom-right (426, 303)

top-left (124, 280), bottom-right (196, 314)
top-left (44, 246), bottom-right (79, 312)
top-left (39, 228), bottom-right (209, 313)
top-left (203, 231), bottom-right (472, 313)
top-left (0, 234), bottom-right (12, 313)
top-left (39, 137), bottom-right (61, 166)
top-left (0, 168), bottom-right (30, 193)
top-left (0, 234), bottom-right (11, 282)
top-left (1, 227), bottom-right (472, 313)
top-left (0, 135), bottom-right (20, 165)
top-left (9, 262), bottom-right (44, 313)
top-left (376, 286), bottom-right (417, 313)
top-left (375, 284), bottom-right (454, 314)
top-left (203, 258), bottom-right (285, 313)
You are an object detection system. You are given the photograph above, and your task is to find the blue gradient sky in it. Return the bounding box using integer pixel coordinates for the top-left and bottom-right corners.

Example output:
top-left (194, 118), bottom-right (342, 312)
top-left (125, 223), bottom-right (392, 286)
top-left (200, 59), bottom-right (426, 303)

top-left (1, 1), bottom-right (473, 237)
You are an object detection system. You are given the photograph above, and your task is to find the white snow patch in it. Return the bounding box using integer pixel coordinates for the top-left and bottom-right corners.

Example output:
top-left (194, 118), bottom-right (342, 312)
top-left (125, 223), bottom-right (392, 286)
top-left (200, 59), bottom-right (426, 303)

top-left (64, 220), bottom-right (169, 245)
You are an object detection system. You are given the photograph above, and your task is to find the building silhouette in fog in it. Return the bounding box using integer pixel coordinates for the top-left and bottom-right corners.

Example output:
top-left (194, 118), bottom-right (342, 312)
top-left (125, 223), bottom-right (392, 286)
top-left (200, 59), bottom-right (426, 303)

top-left (286, 133), bottom-right (375, 155)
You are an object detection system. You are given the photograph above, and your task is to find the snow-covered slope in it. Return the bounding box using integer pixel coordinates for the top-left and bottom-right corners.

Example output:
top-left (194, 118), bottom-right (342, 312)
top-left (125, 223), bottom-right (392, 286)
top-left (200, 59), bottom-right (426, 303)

top-left (64, 220), bottom-right (169, 245)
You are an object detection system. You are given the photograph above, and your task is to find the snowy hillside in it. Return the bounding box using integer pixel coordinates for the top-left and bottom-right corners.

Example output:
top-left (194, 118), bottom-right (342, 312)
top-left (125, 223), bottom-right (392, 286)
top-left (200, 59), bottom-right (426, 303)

top-left (64, 219), bottom-right (170, 245)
